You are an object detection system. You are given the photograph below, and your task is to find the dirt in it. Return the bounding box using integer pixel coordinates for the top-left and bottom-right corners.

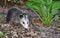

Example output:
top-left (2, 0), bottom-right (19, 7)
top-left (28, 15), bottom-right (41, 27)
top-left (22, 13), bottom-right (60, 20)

top-left (0, 5), bottom-right (60, 38)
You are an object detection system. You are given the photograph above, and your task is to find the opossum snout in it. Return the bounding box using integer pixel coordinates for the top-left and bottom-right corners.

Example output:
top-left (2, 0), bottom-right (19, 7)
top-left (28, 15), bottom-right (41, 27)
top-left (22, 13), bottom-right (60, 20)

top-left (20, 16), bottom-right (29, 29)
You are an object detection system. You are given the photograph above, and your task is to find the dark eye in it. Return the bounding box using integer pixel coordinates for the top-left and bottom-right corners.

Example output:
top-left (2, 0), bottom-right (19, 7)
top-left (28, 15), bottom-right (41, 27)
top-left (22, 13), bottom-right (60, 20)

top-left (19, 15), bottom-right (23, 18)
top-left (23, 22), bottom-right (25, 24)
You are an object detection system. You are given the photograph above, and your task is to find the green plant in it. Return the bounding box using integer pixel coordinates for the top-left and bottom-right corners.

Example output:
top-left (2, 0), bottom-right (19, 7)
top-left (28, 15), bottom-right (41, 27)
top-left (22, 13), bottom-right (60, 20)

top-left (58, 10), bottom-right (60, 20)
top-left (26, 0), bottom-right (60, 26)
top-left (0, 31), bottom-right (3, 37)
top-left (0, 15), bottom-right (3, 20)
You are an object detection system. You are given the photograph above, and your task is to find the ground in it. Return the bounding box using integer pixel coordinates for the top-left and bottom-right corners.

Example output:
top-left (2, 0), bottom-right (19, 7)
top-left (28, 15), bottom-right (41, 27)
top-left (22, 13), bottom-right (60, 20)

top-left (0, 5), bottom-right (60, 38)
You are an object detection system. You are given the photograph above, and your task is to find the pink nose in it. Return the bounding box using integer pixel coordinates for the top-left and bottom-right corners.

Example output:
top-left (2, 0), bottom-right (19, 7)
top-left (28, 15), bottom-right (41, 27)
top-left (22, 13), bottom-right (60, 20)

top-left (23, 25), bottom-right (29, 29)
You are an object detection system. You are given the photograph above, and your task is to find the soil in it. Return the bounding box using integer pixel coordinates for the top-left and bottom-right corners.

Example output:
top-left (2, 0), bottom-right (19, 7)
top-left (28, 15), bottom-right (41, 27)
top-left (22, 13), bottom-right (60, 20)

top-left (0, 5), bottom-right (60, 38)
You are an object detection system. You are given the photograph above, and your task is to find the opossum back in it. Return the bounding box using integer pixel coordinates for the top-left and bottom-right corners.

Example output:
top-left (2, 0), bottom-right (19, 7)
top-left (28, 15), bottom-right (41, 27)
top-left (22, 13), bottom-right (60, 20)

top-left (6, 8), bottom-right (22, 23)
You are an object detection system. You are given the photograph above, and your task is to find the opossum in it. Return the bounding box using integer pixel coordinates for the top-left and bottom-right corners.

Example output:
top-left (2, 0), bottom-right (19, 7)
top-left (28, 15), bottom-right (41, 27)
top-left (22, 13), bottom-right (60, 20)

top-left (6, 8), bottom-right (29, 29)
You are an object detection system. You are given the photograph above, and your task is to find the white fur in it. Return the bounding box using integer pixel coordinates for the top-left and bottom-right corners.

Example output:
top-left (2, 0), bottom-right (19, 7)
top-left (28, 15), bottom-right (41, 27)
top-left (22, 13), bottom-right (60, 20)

top-left (20, 17), bottom-right (29, 29)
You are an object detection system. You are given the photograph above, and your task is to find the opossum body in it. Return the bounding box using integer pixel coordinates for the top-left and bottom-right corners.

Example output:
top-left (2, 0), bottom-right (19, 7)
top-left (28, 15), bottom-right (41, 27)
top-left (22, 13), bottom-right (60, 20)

top-left (6, 8), bottom-right (29, 29)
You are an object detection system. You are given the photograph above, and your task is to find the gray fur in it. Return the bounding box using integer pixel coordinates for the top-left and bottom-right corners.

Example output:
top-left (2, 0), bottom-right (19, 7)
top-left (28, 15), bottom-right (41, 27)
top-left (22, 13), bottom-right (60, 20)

top-left (6, 8), bottom-right (29, 28)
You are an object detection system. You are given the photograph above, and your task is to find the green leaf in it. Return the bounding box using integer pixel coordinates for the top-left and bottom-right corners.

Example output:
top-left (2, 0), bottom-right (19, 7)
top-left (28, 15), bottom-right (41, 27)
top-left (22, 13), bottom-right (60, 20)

top-left (51, 9), bottom-right (58, 17)
top-left (29, 0), bottom-right (46, 5)
top-left (0, 15), bottom-right (3, 20)
top-left (41, 5), bottom-right (47, 17)
top-left (39, 0), bottom-right (46, 5)
top-left (0, 31), bottom-right (3, 37)
top-left (26, 2), bottom-right (33, 8)
top-left (26, 2), bottom-right (40, 10)
top-left (44, 0), bottom-right (52, 5)
top-left (52, 1), bottom-right (60, 9)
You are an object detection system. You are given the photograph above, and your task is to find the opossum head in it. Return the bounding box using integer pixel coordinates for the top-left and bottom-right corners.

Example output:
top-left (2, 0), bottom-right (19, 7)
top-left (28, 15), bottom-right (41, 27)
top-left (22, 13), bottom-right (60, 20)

top-left (19, 14), bottom-right (29, 29)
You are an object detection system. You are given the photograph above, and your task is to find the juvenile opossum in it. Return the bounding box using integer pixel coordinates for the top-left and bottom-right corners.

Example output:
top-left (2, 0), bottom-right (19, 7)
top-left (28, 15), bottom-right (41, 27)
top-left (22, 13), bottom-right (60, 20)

top-left (6, 8), bottom-right (29, 29)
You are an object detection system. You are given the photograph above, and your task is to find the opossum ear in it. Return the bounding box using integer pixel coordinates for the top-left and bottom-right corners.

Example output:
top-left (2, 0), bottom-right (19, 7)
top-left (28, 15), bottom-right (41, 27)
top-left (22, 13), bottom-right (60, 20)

top-left (19, 14), bottom-right (23, 18)
top-left (25, 15), bottom-right (28, 18)
top-left (26, 14), bottom-right (31, 18)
